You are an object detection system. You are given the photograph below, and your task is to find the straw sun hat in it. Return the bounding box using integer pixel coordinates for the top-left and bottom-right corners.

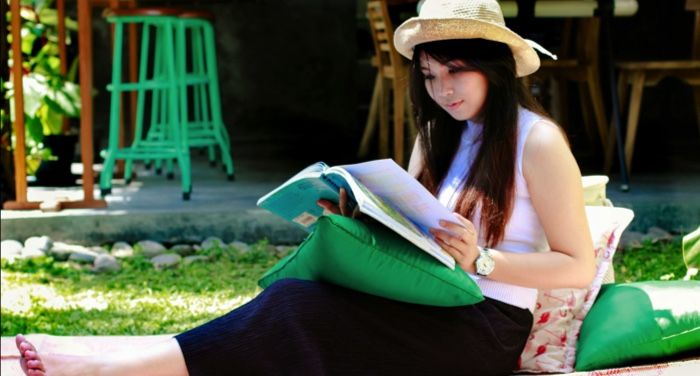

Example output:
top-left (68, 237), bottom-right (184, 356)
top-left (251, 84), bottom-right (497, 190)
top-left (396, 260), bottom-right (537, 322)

top-left (394, 0), bottom-right (556, 77)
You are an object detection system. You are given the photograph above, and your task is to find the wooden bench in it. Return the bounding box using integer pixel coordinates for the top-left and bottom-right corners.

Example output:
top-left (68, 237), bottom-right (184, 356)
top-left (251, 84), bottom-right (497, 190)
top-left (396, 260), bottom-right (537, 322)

top-left (604, 0), bottom-right (700, 173)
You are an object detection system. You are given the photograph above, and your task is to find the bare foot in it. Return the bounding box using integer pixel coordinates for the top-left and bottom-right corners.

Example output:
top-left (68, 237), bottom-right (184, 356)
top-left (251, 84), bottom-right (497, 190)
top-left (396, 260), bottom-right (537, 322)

top-left (15, 334), bottom-right (45, 376)
top-left (14, 334), bottom-right (187, 376)
top-left (15, 334), bottom-right (103, 376)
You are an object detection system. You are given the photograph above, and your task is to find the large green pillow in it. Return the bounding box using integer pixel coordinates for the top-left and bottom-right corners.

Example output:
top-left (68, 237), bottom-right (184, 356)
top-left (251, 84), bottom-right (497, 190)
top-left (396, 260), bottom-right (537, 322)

top-left (258, 215), bottom-right (483, 307)
top-left (576, 281), bottom-right (700, 371)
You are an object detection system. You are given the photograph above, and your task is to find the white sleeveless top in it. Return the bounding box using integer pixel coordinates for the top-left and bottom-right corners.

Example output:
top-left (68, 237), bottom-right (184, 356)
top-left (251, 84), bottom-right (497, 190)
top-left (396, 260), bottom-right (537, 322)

top-left (436, 108), bottom-right (549, 312)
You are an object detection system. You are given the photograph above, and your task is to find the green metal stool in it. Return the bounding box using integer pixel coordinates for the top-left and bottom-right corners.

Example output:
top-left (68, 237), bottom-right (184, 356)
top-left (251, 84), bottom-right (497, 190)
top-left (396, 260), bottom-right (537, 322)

top-left (133, 13), bottom-right (177, 179)
top-left (100, 8), bottom-right (192, 200)
top-left (144, 10), bottom-right (235, 180)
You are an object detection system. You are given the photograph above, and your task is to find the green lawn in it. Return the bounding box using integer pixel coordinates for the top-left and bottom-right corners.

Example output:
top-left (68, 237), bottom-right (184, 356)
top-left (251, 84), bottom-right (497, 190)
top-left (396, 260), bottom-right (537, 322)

top-left (1, 241), bottom-right (286, 336)
top-left (1, 237), bottom-right (695, 336)
top-left (613, 237), bottom-right (695, 282)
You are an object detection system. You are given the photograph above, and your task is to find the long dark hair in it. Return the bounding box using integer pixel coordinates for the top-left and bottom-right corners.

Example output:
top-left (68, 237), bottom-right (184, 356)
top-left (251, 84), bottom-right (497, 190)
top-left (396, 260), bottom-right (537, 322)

top-left (410, 39), bottom-right (548, 247)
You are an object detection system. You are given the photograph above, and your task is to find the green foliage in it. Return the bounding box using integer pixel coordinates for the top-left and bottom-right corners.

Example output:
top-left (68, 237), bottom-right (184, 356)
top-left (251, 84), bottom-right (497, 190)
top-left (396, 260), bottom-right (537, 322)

top-left (1, 240), bottom-right (292, 336)
top-left (682, 227), bottom-right (700, 269)
top-left (614, 236), bottom-right (698, 283)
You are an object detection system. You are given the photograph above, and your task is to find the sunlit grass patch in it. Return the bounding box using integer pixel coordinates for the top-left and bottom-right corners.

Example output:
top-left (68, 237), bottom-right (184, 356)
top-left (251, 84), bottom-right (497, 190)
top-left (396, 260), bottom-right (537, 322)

top-left (1, 236), bottom-right (695, 336)
top-left (1, 241), bottom-right (287, 336)
top-left (614, 236), bottom-right (697, 283)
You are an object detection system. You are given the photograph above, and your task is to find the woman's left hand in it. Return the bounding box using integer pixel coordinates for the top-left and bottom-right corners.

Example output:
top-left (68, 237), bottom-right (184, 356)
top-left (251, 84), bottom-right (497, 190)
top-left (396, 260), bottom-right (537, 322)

top-left (430, 213), bottom-right (480, 274)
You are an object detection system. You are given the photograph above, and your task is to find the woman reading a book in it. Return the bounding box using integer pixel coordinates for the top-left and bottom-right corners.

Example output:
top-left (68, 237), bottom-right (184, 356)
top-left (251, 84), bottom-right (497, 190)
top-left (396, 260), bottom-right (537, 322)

top-left (15, 0), bottom-right (595, 375)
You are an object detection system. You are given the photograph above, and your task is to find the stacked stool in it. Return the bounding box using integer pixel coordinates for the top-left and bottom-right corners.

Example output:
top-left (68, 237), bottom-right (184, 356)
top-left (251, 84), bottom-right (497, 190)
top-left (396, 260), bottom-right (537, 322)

top-left (100, 8), bottom-right (235, 201)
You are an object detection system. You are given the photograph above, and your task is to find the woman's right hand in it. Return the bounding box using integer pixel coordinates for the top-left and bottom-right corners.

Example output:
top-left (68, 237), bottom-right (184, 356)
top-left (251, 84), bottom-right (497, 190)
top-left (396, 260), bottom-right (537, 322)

top-left (316, 188), bottom-right (362, 218)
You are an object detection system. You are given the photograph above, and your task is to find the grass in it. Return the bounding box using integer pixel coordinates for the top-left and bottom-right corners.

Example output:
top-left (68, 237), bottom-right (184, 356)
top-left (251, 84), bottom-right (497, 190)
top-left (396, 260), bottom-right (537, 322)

top-left (1, 236), bottom-right (696, 336)
top-left (613, 236), bottom-right (695, 282)
top-left (1, 240), bottom-right (288, 336)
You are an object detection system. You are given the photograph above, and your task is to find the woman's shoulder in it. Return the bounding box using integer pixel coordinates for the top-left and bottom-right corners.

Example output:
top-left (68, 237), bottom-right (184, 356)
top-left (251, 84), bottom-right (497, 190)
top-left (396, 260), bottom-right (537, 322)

top-left (522, 115), bottom-right (566, 152)
top-left (522, 117), bottom-right (577, 179)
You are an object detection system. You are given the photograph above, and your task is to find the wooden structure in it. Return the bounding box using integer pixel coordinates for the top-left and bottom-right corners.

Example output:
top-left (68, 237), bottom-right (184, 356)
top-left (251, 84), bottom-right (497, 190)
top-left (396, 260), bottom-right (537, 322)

top-left (358, 0), bottom-right (416, 167)
top-left (606, 0), bottom-right (700, 173)
top-left (4, 0), bottom-right (141, 210)
top-left (533, 17), bottom-right (610, 160)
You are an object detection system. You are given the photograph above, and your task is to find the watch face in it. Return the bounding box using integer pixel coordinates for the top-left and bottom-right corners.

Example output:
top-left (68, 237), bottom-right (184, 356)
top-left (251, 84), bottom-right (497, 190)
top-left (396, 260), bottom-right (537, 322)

top-left (476, 252), bottom-right (495, 276)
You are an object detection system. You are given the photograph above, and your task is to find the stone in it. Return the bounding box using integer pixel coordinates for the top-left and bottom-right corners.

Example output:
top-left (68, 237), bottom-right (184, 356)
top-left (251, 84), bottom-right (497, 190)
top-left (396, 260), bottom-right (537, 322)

top-left (151, 253), bottom-right (182, 270)
top-left (93, 254), bottom-right (121, 273)
top-left (1, 240), bottom-right (23, 259)
top-left (229, 240), bottom-right (251, 253)
top-left (111, 242), bottom-right (134, 258)
top-left (21, 248), bottom-right (46, 258)
top-left (136, 240), bottom-right (167, 258)
top-left (49, 242), bottom-right (90, 262)
top-left (620, 231), bottom-right (645, 249)
top-left (263, 244), bottom-right (277, 254)
top-left (201, 237), bottom-right (224, 250)
top-left (183, 255), bottom-right (210, 265)
top-left (171, 244), bottom-right (195, 257)
top-left (24, 236), bottom-right (53, 252)
top-left (644, 226), bottom-right (673, 242)
top-left (39, 199), bottom-right (61, 212)
top-left (275, 245), bottom-right (295, 254)
top-left (68, 248), bottom-right (99, 264)
top-left (91, 246), bottom-right (109, 255)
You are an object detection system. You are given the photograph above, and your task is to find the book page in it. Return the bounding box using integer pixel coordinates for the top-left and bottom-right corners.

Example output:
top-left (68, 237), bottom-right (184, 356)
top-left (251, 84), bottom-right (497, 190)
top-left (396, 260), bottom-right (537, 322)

top-left (326, 167), bottom-right (455, 269)
top-left (338, 159), bottom-right (460, 233)
top-left (325, 169), bottom-right (418, 235)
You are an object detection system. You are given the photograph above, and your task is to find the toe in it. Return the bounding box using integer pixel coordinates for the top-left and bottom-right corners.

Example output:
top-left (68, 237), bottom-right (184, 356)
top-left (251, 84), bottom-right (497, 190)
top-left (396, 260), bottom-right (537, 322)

top-left (26, 359), bottom-right (46, 371)
top-left (15, 334), bottom-right (26, 349)
top-left (15, 334), bottom-right (35, 357)
top-left (19, 342), bottom-right (38, 357)
top-left (24, 350), bottom-right (39, 361)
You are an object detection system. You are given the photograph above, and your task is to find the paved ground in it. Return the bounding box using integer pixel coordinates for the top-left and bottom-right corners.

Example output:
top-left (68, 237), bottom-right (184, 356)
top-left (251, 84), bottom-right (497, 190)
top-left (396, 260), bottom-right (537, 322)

top-left (1, 155), bottom-right (311, 245)
top-left (1, 154), bottom-right (699, 245)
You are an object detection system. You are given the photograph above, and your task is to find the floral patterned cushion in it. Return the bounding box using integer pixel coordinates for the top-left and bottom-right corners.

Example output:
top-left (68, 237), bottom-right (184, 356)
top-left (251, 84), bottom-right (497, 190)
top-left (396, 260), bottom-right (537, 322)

top-left (516, 206), bottom-right (634, 373)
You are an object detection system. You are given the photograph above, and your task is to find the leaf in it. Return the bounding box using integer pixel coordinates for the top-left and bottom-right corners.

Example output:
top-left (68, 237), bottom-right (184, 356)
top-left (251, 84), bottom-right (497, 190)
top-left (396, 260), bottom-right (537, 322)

top-left (38, 104), bottom-right (64, 135)
top-left (683, 226), bottom-right (700, 269)
top-left (45, 82), bottom-right (81, 117)
top-left (37, 8), bottom-right (79, 31)
top-left (21, 31), bottom-right (38, 55)
top-left (31, 0), bottom-right (50, 14)
top-left (19, 6), bottom-right (38, 22)
top-left (21, 74), bottom-right (49, 116)
top-left (25, 114), bottom-right (44, 144)
top-left (67, 57), bottom-right (79, 82)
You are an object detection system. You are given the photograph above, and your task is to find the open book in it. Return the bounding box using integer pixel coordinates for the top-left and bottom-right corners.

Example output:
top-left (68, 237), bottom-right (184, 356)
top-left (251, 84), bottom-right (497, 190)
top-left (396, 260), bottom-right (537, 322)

top-left (257, 159), bottom-right (458, 269)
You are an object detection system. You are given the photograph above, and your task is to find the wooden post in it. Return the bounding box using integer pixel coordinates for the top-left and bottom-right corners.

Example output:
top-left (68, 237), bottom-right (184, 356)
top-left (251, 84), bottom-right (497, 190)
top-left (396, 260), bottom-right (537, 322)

top-left (57, 0), bottom-right (71, 134)
top-left (9, 0), bottom-right (28, 204)
top-left (4, 0), bottom-right (106, 210)
top-left (77, 0), bottom-right (105, 206)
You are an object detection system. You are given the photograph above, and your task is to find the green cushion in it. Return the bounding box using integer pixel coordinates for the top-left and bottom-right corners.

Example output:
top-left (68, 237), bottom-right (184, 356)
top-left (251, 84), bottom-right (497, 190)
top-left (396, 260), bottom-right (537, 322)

top-left (576, 281), bottom-right (700, 371)
top-left (258, 215), bottom-right (483, 307)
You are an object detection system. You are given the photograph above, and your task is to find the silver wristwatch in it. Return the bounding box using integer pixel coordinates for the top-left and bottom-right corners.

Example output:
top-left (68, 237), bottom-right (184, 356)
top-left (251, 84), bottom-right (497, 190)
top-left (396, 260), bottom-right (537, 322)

top-left (475, 246), bottom-right (495, 276)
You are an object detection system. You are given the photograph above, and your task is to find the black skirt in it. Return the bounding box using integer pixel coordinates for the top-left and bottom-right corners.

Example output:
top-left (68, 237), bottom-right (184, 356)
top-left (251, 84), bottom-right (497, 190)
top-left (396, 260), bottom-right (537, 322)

top-left (175, 278), bottom-right (532, 376)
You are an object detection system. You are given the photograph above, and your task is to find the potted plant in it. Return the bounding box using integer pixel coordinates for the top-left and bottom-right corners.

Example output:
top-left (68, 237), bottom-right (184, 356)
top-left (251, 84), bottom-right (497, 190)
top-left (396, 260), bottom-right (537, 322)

top-left (3, 0), bottom-right (81, 186)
